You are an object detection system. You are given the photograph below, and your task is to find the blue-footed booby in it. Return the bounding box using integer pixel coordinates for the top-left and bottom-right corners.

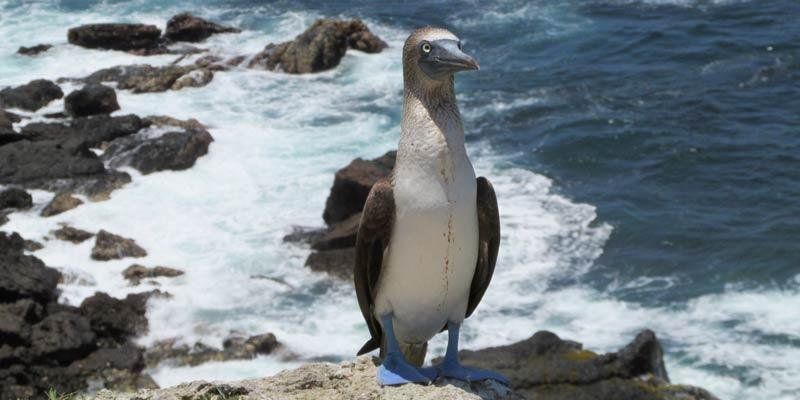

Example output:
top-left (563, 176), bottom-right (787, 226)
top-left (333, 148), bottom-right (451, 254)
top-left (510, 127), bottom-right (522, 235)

top-left (354, 27), bottom-right (507, 386)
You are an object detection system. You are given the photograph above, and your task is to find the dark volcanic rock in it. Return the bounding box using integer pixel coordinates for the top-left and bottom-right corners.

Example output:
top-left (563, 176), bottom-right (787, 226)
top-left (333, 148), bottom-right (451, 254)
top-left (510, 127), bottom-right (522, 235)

top-left (103, 128), bottom-right (213, 174)
top-left (0, 79), bottom-right (63, 111)
top-left (79, 292), bottom-right (148, 341)
top-left (91, 230), bottom-right (148, 261)
top-left (0, 232), bottom-right (60, 304)
top-left (64, 83), bottom-right (120, 117)
top-left (146, 332), bottom-right (281, 368)
top-left (69, 64), bottom-right (208, 93)
top-left (122, 264), bottom-right (184, 285)
top-left (68, 23), bottom-right (161, 51)
top-left (304, 248), bottom-right (354, 281)
top-left (69, 114), bottom-right (145, 147)
top-left (23, 240), bottom-right (44, 252)
top-left (30, 312), bottom-right (96, 363)
top-left (0, 188), bottom-right (32, 210)
top-left (165, 12), bottom-right (241, 42)
top-left (170, 68), bottom-right (214, 90)
top-left (0, 109), bottom-right (22, 127)
top-left (144, 115), bottom-right (206, 131)
top-left (52, 225), bottom-right (94, 244)
top-left (41, 192), bottom-right (83, 217)
top-left (432, 330), bottom-right (707, 400)
top-left (323, 150), bottom-right (395, 224)
top-left (0, 312), bottom-right (31, 346)
top-left (17, 44), bottom-right (52, 56)
top-left (311, 213), bottom-right (360, 251)
top-left (249, 19), bottom-right (387, 74)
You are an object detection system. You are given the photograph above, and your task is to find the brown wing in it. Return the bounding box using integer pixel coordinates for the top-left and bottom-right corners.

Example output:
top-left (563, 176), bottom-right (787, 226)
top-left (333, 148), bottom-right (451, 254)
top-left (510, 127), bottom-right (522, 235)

top-left (354, 178), bottom-right (394, 355)
top-left (466, 176), bottom-right (500, 318)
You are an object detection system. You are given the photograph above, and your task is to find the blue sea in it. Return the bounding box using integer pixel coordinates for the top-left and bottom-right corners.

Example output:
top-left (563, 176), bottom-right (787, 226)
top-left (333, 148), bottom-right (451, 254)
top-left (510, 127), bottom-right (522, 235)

top-left (1, 1), bottom-right (798, 399)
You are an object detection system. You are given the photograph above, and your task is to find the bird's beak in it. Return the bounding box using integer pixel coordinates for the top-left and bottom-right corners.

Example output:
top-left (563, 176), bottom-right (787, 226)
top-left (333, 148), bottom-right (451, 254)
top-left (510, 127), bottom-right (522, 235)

top-left (434, 39), bottom-right (480, 72)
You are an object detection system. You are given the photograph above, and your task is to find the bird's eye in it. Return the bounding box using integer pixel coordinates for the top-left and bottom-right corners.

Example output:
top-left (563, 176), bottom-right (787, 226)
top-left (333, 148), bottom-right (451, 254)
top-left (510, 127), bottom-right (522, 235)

top-left (421, 42), bottom-right (432, 53)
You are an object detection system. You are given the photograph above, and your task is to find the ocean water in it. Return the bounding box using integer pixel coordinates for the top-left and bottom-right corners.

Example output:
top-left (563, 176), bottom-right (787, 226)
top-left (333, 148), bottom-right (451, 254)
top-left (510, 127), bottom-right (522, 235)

top-left (1, 0), bottom-right (798, 399)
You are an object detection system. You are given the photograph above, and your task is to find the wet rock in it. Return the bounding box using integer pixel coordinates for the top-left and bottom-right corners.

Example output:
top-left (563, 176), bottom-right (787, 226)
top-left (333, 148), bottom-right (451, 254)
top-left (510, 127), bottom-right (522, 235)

top-left (69, 64), bottom-right (209, 93)
top-left (52, 225), bottom-right (94, 244)
top-left (0, 188), bottom-right (32, 210)
top-left (0, 109), bottom-right (22, 127)
top-left (193, 55), bottom-right (229, 71)
top-left (249, 19), bottom-right (386, 74)
top-left (0, 232), bottom-right (60, 304)
top-left (165, 12), bottom-right (241, 42)
top-left (103, 128), bottom-right (213, 174)
top-left (79, 292), bottom-right (148, 341)
top-left (0, 212), bottom-right (8, 226)
top-left (122, 264), bottom-right (184, 285)
top-left (144, 115), bottom-right (206, 130)
top-left (282, 226), bottom-right (325, 244)
top-left (64, 83), bottom-right (120, 117)
top-left (68, 23), bottom-right (161, 51)
top-left (17, 44), bottom-right (52, 56)
top-left (30, 311), bottom-right (96, 363)
top-left (23, 240), bottom-right (43, 252)
top-left (91, 230), bottom-right (148, 261)
top-left (41, 192), bottom-right (83, 217)
top-left (171, 68), bottom-right (214, 90)
top-left (0, 298), bottom-right (44, 323)
top-left (305, 248), bottom-right (354, 281)
top-left (0, 312), bottom-right (30, 346)
top-left (0, 79), bottom-right (63, 111)
top-left (70, 114), bottom-right (146, 147)
top-left (323, 150), bottom-right (395, 224)
top-left (145, 332), bottom-right (281, 368)
top-left (70, 345), bottom-right (158, 392)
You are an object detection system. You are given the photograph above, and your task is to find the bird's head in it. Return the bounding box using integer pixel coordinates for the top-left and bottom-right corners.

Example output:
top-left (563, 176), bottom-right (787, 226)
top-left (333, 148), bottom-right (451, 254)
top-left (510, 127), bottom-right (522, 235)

top-left (403, 27), bottom-right (479, 89)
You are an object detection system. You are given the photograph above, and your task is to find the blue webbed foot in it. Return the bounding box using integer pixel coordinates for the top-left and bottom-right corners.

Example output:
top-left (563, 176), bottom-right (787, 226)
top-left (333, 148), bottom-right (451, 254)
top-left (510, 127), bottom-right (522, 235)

top-left (437, 361), bottom-right (510, 385)
top-left (377, 355), bottom-right (432, 386)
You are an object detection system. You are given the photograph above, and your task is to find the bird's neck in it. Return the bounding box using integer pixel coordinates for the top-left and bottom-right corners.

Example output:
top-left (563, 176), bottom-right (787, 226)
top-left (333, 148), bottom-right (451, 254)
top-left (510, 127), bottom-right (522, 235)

top-left (396, 78), bottom-right (472, 185)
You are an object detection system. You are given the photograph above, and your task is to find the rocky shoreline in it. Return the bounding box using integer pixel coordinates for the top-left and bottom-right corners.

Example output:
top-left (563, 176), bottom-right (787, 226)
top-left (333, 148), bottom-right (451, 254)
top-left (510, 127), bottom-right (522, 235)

top-left (1, 11), bottom-right (719, 400)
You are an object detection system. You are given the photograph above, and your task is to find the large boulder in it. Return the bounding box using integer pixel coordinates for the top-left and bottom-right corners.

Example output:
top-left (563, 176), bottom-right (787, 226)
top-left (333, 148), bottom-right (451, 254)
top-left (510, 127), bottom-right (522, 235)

top-left (102, 128), bottom-right (213, 174)
top-left (0, 232), bottom-right (60, 304)
top-left (323, 150), bottom-right (395, 224)
top-left (0, 188), bottom-right (32, 210)
top-left (79, 292), bottom-right (148, 342)
top-left (30, 312), bottom-right (96, 363)
top-left (304, 248), bottom-right (354, 281)
top-left (67, 64), bottom-right (211, 93)
top-left (0, 79), bottom-right (63, 111)
top-left (434, 330), bottom-right (714, 400)
top-left (248, 19), bottom-right (387, 74)
top-left (91, 230), bottom-right (148, 261)
top-left (67, 24), bottom-right (161, 51)
top-left (64, 84), bottom-right (120, 117)
top-left (165, 13), bottom-right (241, 42)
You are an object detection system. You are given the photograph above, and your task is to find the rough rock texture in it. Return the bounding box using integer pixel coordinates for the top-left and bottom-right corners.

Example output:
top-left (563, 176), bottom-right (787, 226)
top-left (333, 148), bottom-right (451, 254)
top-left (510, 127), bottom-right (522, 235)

top-left (0, 231), bottom-right (159, 399)
top-left (0, 79), bottom-right (63, 111)
top-left (102, 128), bottom-right (214, 174)
top-left (68, 24), bottom-right (162, 51)
top-left (170, 68), bottom-right (214, 90)
top-left (144, 115), bottom-right (206, 131)
top-left (165, 12), bottom-right (241, 42)
top-left (0, 109), bottom-right (21, 132)
top-left (0, 114), bottom-right (144, 199)
top-left (67, 64), bottom-right (212, 93)
top-left (91, 230), bottom-right (148, 261)
top-left (0, 188), bottom-right (32, 210)
top-left (65, 83), bottom-right (120, 117)
top-left (323, 151), bottom-right (395, 224)
top-left (249, 19), bottom-right (387, 74)
top-left (433, 330), bottom-right (717, 400)
top-left (52, 225), bottom-right (94, 243)
top-left (96, 356), bottom-right (521, 400)
top-left (41, 192), bottom-right (83, 217)
top-left (305, 248), bottom-right (355, 281)
top-left (145, 332), bottom-right (281, 368)
top-left (17, 44), bottom-right (53, 56)
top-left (79, 292), bottom-right (149, 342)
top-left (122, 264), bottom-right (184, 285)
top-left (0, 232), bottom-right (60, 304)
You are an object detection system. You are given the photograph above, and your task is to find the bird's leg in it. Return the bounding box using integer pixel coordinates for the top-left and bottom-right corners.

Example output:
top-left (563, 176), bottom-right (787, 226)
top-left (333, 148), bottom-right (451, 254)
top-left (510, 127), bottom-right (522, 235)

top-left (377, 314), bottom-right (432, 385)
top-left (436, 321), bottom-right (510, 385)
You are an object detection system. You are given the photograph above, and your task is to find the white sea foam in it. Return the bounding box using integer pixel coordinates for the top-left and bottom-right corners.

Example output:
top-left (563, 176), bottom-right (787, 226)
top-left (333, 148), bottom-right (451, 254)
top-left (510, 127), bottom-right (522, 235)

top-left (0, 3), bottom-right (797, 400)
